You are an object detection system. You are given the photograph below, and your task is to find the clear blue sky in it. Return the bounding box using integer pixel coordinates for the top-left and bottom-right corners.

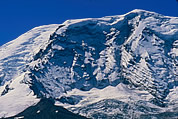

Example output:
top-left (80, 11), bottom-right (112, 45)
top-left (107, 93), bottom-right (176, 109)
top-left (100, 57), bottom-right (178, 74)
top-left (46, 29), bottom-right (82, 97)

top-left (0, 0), bottom-right (177, 46)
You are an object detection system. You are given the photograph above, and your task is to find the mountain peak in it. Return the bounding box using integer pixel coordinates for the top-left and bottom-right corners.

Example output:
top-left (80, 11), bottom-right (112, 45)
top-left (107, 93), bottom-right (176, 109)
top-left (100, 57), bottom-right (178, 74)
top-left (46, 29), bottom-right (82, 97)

top-left (130, 9), bottom-right (152, 13)
top-left (0, 10), bottom-right (178, 118)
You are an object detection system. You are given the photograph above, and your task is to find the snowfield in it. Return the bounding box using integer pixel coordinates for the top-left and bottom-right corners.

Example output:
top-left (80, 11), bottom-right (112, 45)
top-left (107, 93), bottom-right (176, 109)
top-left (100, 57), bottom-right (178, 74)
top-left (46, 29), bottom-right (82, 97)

top-left (0, 9), bottom-right (178, 118)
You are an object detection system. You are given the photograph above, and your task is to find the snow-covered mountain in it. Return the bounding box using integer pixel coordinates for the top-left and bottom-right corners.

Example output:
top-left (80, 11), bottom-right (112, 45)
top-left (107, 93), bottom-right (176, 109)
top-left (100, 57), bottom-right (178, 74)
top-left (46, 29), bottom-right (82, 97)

top-left (0, 9), bottom-right (178, 119)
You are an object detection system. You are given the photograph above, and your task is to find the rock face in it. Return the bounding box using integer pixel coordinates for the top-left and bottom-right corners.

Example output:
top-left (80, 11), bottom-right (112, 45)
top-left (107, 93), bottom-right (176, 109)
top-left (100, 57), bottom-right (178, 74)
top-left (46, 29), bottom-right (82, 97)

top-left (7, 98), bottom-right (88, 119)
top-left (0, 9), bottom-right (178, 118)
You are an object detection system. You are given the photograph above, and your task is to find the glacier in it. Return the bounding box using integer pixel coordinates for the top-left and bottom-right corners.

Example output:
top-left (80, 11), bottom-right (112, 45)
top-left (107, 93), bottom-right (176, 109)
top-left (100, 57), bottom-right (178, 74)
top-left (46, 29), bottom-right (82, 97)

top-left (0, 9), bottom-right (178, 119)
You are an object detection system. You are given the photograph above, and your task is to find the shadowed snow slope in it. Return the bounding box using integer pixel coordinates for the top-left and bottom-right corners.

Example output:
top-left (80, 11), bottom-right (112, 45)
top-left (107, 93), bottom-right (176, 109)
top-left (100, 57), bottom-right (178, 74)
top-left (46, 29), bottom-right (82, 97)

top-left (0, 9), bottom-right (178, 119)
top-left (0, 24), bottom-right (59, 85)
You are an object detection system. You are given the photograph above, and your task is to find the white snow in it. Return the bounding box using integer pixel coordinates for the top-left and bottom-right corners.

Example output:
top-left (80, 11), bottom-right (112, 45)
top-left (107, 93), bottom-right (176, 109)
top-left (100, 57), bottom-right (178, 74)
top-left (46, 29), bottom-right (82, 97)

top-left (37, 110), bottom-right (40, 114)
top-left (0, 9), bottom-right (177, 118)
top-left (0, 73), bottom-right (40, 118)
top-left (0, 24), bottom-right (58, 118)
top-left (55, 83), bottom-right (155, 111)
top-left (14, 116), bottom-right (24, 119)
top-left (0, 24), bottom-right (59, 84)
